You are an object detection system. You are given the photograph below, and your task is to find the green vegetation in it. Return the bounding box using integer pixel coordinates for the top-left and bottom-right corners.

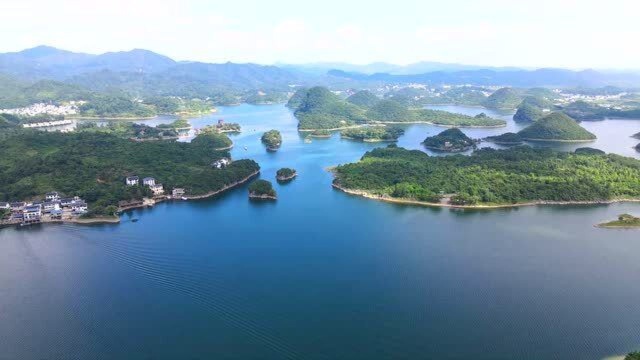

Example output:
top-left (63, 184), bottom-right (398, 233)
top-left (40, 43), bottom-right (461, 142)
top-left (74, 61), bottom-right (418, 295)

top-left (598, 214), bottom-right (640, 228)
top-left (366, 100), bottom-right (414, 122)
top-left (347, 90), bottom-right (380, 108)
top-left (483, 87), bottom-right (522, 109)
top-left (514, 102), bottom-right (544, 122)
top-left (334, 145), bottom-right (640, 206)
top-left (294, 87), bottom-right (366, 130)
top-left (79, 95), bottom-right (156, 118)
top-left (518, 112), bottom-right (596, 141)
top-left (0, 79), bottom-right (92, 108)
top-left (199, 122), bottom-right (241, 134)
top-left (422, 128), bottom-right (476, 152)
top-left (276, 168), bottom-right (297, 181)
top-left (248, 179), bottom-right (276, 199)
top-left (625, 351), bottom-right (640, 360)
top-left (76, 122), bottom-right (178, 140)
top-left (286, 87), bottom-right (309, 109)
top-left (575, 147), bottom-right (605, 155)
top-left (308, 129), bottom-right (331, 137)
top-left (193, 132), bottom-right (233, 150)
top-left (143, 97), bottom-right (214, 115)
top-left (291, 87), bottom-right (505, 129)
top-left (485, 132), bottom-right (523, 145)
top-left (261, 129), bottom-right (282, 150)
top-left (341, 126), bottom-right (404, 142)
top-left (0, 131), bottom-right (259, 216)
top-left (157, 118), bottom-right (191, 130)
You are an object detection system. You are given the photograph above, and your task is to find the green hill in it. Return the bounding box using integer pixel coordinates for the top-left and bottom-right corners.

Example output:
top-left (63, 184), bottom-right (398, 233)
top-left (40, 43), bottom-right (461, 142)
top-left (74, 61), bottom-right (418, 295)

top-left (485, 132), bottom-right (523, 145)
top-left (366, 100), bottom-right (415, 122)
top-left (347, 90), bottom-right (380, 108)
top-left (483, 87), bottom-right (522, 109)
top-left (295, 87), bottom-right (366, 130)
top-left (422, 128), bottom-right (476, 152)
top-left (286, 87), bottom-right (308, 109)
top-left (518, 112), bottom-right (596, 141)
top-left (513, 102), bottom-right (544, 122)
top-left (575, 147), bottom-right (605, 155)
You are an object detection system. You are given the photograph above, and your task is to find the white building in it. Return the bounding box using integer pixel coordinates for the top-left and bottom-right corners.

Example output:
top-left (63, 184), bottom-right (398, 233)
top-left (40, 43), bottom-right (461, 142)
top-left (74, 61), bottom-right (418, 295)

top-left (212, 158), bottom-right (231, 169)
top-left (172, 188), bottom-right (185, 197)
top-left (149, 184), bottom-right (164, 196)
top-left (71, 202), bottom-right (88, 213)
top-left (23, 205), bottom-right (42, 221)
top-left (0, 202), bottom-right (9, 210)
top-left (45, 192), bottom-right (60, 201)
top-left (126, 176), bottom-right (140, 186)
top-left (143, 177), bottom-right (156, 186)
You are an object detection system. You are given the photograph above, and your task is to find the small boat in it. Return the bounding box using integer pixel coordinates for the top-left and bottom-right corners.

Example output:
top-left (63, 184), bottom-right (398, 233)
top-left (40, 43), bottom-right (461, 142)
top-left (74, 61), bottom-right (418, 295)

top-left (244, 146), bottom-right (248, 150)
top-left (131, 218), bottom-right (139, 223)
top-left (181, 196), bottom-right (188, 201)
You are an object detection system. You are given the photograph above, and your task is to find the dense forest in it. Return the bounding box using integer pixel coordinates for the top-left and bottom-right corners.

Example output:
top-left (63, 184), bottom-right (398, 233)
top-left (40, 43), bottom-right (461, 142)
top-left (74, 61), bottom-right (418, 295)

top-left (0, 131), bottom-right (259, 216)
top-left (248, 179), bottom-right (276, 198)
top-left (341, 126), bottom-right (404, 142)
top-left (334, 145), bottom-right (640, 206)
top-left (484, 132), bottom-right (523, 145)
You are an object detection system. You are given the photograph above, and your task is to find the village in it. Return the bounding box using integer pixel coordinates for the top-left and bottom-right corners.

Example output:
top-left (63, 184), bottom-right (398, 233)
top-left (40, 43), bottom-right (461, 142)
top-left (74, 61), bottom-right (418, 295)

top-left (0, 192), bottom-right (88, 227)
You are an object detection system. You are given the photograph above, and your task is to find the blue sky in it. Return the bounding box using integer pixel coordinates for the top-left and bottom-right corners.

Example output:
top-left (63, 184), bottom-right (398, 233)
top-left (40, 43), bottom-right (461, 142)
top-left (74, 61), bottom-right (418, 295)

top-left (1, 0), bottom-right (637, 69)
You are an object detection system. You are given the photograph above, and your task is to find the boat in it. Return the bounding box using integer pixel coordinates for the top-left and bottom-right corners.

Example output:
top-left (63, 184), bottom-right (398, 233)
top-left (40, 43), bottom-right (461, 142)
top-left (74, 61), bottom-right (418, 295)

top-left (244, 146), bottom-right (248, 150)
top-left (181, 196), bottom-right (188, 201)
top-left (131, 218), bottom-right (139, 223)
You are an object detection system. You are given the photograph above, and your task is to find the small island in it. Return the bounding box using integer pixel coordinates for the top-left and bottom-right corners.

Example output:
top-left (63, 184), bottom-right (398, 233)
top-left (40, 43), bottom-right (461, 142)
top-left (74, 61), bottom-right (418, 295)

top-left (513, 102), bottom-right (544, 122)
top-left (518, 112), bottom-right (596, 142)
top-left (248, 179), bottom-right (277, 200)
top-left (422, 128), bottom-right (476, 152)
top-left (597, 214), bottom-right (640, 228)
top-left (276, 168), bottom-right (297, 182)
top-left (484, 132), bottom-right (523, 145)
top-left (341, 126), bottom-right (404, 142)
top-left (261, 130), bottom-right (282, 151)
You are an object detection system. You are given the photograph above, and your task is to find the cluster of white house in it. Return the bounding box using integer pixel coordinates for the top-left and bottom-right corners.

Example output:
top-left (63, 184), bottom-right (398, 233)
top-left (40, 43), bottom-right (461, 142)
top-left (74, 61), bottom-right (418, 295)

top-left (125, 176), bottom-right (166, 196)
top-left (0, 102), bottom-right (83, 117)
top-left (212, 158), bottom-right (230, 169)
top-left (0, 192), bottom-right (88, 224)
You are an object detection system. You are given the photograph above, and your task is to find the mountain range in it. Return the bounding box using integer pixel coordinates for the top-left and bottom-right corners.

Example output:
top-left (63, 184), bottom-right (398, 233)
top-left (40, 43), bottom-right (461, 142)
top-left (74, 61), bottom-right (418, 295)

top-left (1, 46), bottom-right (640, 96)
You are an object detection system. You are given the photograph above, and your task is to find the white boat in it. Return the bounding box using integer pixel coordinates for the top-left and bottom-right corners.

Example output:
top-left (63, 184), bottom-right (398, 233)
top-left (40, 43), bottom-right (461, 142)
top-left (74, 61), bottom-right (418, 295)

top-left (181, 197), bottom-right (188, 200)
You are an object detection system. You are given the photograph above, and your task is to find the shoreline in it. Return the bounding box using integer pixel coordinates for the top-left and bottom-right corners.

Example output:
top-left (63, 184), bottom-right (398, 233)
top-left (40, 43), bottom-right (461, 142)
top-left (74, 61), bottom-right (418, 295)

top-left (332, 182), bottom-right (640, 210)
top-left (276, 173), bottom-right (298, 182)
top-left (249, 193), bottom-right (277, 201)
top-left (371, 120), bottom-right (507, 128)
top-left (521, 138), bottom-right (597, 143)
top-left (214, 144), bottom-right (234, 151)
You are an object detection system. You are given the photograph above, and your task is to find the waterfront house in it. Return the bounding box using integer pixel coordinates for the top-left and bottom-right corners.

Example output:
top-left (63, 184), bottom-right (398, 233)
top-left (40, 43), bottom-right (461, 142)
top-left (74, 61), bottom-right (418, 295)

top-left (126, 176), bottom-right (140, 186)
top-left (60, 198), bottom-right (74, 207)
top-left (0, 202), bottom-right (9, 210)
top-left (23, 205), bottom-right (42, 222)
top-left (71, 202), bottom-right (88, 213)
top-left (172, 188), bottom-right (185, 197)
top-left (43, 201), bottom-right (61, 213)
top-left (10, 202), bottom-right (26, 211)
top-left (45, 192), bottom-right (60, 201)
top-left (50, 209), bottom-right (63, 219)
top-left (143, 177), bottom-right (156, 186)
top-left (149, 184), bottom-right (164, 196)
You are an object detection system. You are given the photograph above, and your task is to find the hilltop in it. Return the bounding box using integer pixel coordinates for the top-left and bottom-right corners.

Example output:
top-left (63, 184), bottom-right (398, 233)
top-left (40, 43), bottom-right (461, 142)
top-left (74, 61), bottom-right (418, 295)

top-left (483, 87), bottom-right (522, 109)
top-left (422, 128), bottom-right (476, 152)
top-left (518, 112), bottom-right (596, 141)
top-left (346, 90), bottom-right (380, 108)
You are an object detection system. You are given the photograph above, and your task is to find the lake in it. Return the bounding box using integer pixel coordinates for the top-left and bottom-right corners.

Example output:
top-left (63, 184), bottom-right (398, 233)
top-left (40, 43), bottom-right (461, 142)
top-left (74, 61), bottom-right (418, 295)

top-left (1, 104), bottom-right (640, 359)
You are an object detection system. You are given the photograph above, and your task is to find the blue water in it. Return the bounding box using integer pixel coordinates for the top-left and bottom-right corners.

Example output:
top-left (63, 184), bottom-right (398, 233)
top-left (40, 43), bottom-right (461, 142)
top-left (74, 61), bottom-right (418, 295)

top-left (2, 104), bottom-right (640, 359)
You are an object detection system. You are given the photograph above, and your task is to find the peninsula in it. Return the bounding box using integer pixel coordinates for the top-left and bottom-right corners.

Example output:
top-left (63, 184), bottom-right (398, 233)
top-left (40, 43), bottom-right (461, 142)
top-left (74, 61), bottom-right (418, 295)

top-left (597, 214), bottom-right (640, 228)
top-left (340, 126), bottom-right (404, 142)
top-left (333, 145), bottom-right (640, 208)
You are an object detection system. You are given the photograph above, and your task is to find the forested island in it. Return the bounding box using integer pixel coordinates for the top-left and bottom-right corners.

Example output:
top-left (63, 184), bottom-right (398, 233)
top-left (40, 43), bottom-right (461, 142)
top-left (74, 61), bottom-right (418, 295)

top-left (248, 179), bottom-right (277, 200)
top-left (422, 128), bottom-right (476, 152)
top-left (276, 168), bottom-right (297, 182)
top-left (518, 112), bottom-right (596, 141)
top-left (341, 126), bottom-right (404, 142)
top-left (484, 132), bottom-right (523, 145)
top-left (261, 130), bottom-right (282, 151)
top-left (597, 214), bottom-right (640, 228)
top-left (290, 87), bottom-right (506, 130)
top-left (333, 145), bottom-right (640, 207)
top-left (0, 131), bottom-right (260, 216)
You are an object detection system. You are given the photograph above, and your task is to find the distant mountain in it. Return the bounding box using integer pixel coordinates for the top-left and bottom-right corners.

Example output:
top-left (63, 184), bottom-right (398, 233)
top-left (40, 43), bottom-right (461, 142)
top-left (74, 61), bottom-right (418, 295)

top-left (283, 61), bottom-right (523, 76)
top-left (328, 68), bottom-right (640, 88)
top-left (0, 46), bottom-right (304, 91)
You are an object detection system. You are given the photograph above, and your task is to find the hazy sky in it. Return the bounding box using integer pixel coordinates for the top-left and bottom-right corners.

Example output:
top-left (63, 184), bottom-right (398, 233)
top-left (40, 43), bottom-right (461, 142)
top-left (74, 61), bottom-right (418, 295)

top-left (1, 0), bottom-right (637, 69)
